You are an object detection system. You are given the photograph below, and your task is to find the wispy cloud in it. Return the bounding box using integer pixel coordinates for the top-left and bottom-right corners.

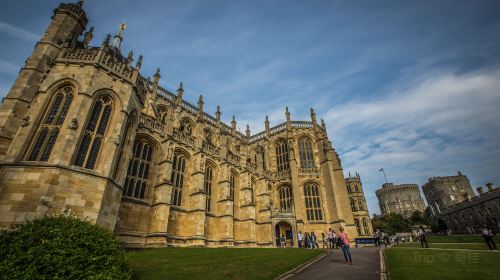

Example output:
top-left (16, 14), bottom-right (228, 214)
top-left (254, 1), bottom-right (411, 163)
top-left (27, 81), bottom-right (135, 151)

top-left (326, 69), bottom-right (500, 214)
top-left (0, 60), bottom-right (19, 76)
top-left (0, 22), bottom-right (38, 42)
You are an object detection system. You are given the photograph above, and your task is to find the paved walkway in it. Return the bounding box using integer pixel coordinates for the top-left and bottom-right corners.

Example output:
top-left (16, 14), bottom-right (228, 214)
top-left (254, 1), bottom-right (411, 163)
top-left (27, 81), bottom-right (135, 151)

top-left (288, 247), bottom-right (381, 280)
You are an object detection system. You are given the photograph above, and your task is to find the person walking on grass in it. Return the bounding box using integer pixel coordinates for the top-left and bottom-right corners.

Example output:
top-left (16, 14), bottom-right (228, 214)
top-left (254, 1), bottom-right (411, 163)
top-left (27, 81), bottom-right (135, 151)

top-left (322, 232), bottom-right (328, 249)
top-left (418, 225), bottom-right (429, 248)
top-left (482, 226), bottom-right (497, 250)
top-left (298, 231), bottom-right (303, 249)
top-left (337, 227), bottom-right (353, 265)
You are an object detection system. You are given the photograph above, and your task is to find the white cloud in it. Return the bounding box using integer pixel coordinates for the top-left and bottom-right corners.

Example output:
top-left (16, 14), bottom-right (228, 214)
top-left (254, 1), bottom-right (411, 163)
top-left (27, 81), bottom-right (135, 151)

top-left (0, 60), bottom-right (19, 76)
top-left (0, 22), bottom-right (38, 42)
top-left (325, 69), bottom-right (500, 214)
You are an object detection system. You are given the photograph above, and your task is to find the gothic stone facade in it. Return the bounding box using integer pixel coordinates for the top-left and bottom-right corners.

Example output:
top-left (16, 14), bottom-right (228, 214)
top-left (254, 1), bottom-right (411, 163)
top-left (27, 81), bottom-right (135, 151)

top-left (422, 172), bottom-right (475, 217)
top-left (376, 183), bottom-right (426, 218)
top-left (0, 1), bottom-right (357, 248)
top-left (441, 184), bottom-right (499, 234)
top-left (345, 173), bottom-right (372, 236)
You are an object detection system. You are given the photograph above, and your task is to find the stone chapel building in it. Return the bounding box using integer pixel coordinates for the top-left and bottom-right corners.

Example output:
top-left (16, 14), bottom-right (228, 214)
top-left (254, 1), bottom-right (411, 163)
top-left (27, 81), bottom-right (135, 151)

top-left (0, 1), bottom-right (361, 248)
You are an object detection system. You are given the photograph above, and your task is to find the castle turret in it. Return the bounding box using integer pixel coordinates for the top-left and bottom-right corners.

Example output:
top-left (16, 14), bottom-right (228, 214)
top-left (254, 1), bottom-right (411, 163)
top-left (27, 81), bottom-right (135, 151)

top-left (0, 1), bottom-right (88, 160)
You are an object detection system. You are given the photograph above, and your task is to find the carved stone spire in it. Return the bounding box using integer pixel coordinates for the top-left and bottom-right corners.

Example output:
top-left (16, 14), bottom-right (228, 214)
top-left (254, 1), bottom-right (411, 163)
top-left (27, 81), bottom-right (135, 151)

top-left (246, 124), bottom-right (251, 138)
top-left (321, 118), bottom-right (326, 130)
top-left (152, 68), bottom-right (161, 95)
top-left (82, 26), bottom-right (93, 47)
top-left (136, 55), bottom-right (143, 70)
top-left (176, 82), bottom-right (184, 106)
top-left (231, 116), bottom-right (236, 131)
top-left (285, 107), bottom-right (291, 130)
top-left (215, 105), bottom-right (221, 127)
top-left (102, 34), bottom-right (111, 47)
top-left (265, 115), bottom-right (270, 134)
top-left (197, 95), bottom-right (204, 117)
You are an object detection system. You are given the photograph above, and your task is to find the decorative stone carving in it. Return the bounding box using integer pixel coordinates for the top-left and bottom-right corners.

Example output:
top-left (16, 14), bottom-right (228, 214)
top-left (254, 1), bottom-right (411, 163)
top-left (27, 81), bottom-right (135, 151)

top-left (21, 116), bottom-right (30, 127)
top-left (113, 135), bottom-right (120, 146)
top-left (68, 118), bottom-right (78, 130)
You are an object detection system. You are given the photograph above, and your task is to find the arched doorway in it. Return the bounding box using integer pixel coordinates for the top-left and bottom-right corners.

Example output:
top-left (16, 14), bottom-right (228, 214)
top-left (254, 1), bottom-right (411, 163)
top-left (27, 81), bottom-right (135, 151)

top-left (275, 221), bottom-right (293, 247)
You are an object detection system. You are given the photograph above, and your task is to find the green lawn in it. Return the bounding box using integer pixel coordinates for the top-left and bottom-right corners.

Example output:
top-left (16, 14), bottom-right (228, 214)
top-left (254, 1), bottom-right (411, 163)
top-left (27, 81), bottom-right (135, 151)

top-left (385, 248), bottom-right (500, 280)
top-left (127, 248), bottom-right (323, 280)
top-left (393, 242), bottom-right (496, 250)
top-left (426, 235), bottom-right (500, 243)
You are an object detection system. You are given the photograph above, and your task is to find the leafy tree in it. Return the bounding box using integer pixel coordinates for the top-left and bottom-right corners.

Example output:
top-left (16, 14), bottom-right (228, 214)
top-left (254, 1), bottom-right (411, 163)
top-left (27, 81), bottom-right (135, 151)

top-left (0, 213), bottom-right (132, 280)
top-left (410, 211), bottom-right (429, 226)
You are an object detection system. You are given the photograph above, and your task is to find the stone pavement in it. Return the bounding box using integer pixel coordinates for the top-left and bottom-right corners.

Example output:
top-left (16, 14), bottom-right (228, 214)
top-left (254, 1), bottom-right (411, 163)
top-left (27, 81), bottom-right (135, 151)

top-left (287, 247), bottom-right (381, 280)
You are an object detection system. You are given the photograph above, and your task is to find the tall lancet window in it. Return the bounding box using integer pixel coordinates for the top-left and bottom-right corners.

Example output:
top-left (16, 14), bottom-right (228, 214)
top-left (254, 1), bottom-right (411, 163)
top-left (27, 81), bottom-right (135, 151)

top-left (304, 183), bottom-right (323, 221)
top-left (27, 85), bottom-right (74, 161)
top-left (298, 137), bottom-right (315, 168)
top-left (74, 95), bottom-right (113, 169)
top-left (204, 165), bottom-right (214, 212)
top-left (229, 173), bottom-right (236, 200)
top-left (278, 185), bottom-right (293, 212)
top-left (171, 153), bottom-right (186, 206)
top-left (123, 139), bottom-right (153, 199)
top-left (275, 139), bottom-right (290, 174)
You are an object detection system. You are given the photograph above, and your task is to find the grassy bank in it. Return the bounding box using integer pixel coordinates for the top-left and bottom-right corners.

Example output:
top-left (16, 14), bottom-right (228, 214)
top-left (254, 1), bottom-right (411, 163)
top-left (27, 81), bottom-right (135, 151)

top-left (385, 248), bottom-right (500, 280)
top-left (393, 242), bottom-right (496, 250)
top-left (426, 235), bottom-right (500, 243)
top-left (127, 248), bottom-right (323, 280)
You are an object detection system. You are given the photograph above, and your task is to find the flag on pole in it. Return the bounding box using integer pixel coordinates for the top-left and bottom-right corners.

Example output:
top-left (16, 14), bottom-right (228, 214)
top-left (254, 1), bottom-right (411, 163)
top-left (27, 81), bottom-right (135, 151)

top-left (379, 168), bottom-right (384, 172)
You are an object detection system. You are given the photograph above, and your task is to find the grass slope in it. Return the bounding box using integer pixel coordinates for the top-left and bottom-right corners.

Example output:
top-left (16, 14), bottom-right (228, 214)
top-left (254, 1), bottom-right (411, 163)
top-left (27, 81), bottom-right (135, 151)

top-left (127, 248), bottom-right (323, 280)
top-left (385, 248), bottom-right (500, 280)
top-left (393, 242), bottom-right (496, 250)
top-left (426, 235), bottom-right (500, 243)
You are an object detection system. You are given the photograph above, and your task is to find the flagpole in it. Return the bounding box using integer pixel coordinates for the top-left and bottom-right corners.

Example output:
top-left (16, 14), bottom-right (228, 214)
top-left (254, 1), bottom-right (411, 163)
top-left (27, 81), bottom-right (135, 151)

top-left (379, 168), bottom-right (388, 183)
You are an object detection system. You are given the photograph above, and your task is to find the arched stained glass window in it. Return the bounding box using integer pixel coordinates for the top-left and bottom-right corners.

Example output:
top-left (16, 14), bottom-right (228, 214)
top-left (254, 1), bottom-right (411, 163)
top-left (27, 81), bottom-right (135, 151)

top-left (27, 85), bottom-right (74, 161)
top-left (357, 200), bottom-right (364, 211)
top-left (275, 140), bottom-right (290, 174)
top-left (123, 139), bottom-right (153, 199)
top-left (278, 185), bottom-right (293, 212)
top-left (171, 153), bottom-right (186, 206)
top-left (74, 95), bottom-right (113, 169)
top-left (350, 198), bottom-right (357, 212)
top-left (204, 165), bottom-right (214, 212)
top-left (355, 219), bottom-right (362, 235)
top-left (347, 185), bottom-right (352, 194)
top-left (304, 183), bottom-right (323, 221)
top-left (298, 137), bottom-right (315, 168)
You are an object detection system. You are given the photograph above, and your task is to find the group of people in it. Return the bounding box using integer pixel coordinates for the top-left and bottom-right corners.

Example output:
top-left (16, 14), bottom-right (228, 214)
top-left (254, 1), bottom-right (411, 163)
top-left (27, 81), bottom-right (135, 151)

top-left (296, 227), bottom-right (353, 265)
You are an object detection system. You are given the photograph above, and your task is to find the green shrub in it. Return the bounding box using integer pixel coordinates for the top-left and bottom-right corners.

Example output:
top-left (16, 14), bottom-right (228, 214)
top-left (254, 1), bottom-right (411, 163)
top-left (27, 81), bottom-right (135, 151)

top-left (0, 213), bottom-right (132, 280)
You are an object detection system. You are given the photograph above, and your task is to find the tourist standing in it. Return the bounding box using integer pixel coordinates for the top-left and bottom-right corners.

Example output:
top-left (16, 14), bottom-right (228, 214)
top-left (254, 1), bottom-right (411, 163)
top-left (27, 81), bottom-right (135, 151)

top-left (418, 226), bottom-right (428, 248)
top-left (298, 231), bottom-right (303, 248)
top-left (328, 228), bottom-right (335, 249)
top-left (482, 226), bottom-right (497, 250)
top-left (304, 232), bottom-right (310, 248)
top-left (337, 227), bottom-right (353, 265)
top-left (280, 235), bottom-right (286, 248)
top-left (374, 229), bottom-right (380, 247)
top-left (311, 232), bottom-right (319, 249)
top-left (322, 232), bottom-right (328, 248)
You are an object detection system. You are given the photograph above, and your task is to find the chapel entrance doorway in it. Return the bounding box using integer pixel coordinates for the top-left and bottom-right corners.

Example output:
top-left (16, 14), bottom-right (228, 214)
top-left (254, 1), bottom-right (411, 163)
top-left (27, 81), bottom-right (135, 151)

top-left (275, 221), bottom-right (293, 247)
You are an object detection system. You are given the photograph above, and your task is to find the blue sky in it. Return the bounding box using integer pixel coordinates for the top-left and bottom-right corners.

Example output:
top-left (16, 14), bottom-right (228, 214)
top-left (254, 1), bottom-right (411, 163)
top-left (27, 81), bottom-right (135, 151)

top-left (1, 0), bottom-right (500, 215)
